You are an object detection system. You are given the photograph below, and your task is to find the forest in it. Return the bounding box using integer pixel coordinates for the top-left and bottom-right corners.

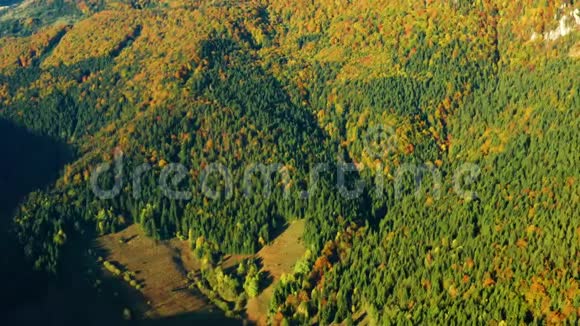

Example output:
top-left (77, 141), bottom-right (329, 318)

top-left (0, 0), bottom-right (578, 324)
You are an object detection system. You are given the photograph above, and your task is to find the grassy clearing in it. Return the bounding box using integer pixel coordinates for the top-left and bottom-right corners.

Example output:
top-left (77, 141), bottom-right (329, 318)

top-left (246, 219), bottom-right (306, 325)
top-left (98, 220), bottom-right (306, 324)
top-left (97, 225), bottom-right (219, 320)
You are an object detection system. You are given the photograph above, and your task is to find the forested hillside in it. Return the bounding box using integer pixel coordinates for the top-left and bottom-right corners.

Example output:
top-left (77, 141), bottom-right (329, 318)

top-left (0, 0), bottom-right (578, 324)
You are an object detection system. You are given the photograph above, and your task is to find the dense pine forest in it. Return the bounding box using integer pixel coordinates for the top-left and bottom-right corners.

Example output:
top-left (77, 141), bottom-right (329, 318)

top-left (0, 0), bottom-right (579, 324)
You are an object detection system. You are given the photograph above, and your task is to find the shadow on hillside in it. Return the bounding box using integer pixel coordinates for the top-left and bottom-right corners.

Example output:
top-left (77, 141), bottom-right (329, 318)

top-left (197, 37), bottom-right (374, 231)
top-left (0, 119), bottom-right (138, 326)
top-left (137, 311), bottom-right (246, 326)
top-left (0, 118), bottom-right (72, 311)
top-left (0, 0), bottom-right (21, 7)
top-left (0, 119), bottom-right (72, 218)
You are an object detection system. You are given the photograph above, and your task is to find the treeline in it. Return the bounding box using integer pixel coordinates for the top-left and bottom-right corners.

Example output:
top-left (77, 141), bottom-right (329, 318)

top-left (7, 35), bottom-right (363, 273)
top-left (0, 0), bottom-right (578, 323)
top-left (269, 57), bottom-right (580, 324)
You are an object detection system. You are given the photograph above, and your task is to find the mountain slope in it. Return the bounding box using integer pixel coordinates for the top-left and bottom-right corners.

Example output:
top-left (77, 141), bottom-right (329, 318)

top-left (0, 0), bottom-right (578, 324)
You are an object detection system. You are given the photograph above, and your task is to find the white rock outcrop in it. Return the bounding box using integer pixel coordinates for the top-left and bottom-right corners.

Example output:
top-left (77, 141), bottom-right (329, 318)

top-left (531, 7), bottom-right (580, 42)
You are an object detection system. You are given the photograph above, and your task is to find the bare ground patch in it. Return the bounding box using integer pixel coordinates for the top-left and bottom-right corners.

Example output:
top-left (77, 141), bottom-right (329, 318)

top-left (98, 220), bottom-right (305, 324)
top-left (97, 225), bottom-right (217, 320)
top-left (246, 219), bottom-right (306, 325)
